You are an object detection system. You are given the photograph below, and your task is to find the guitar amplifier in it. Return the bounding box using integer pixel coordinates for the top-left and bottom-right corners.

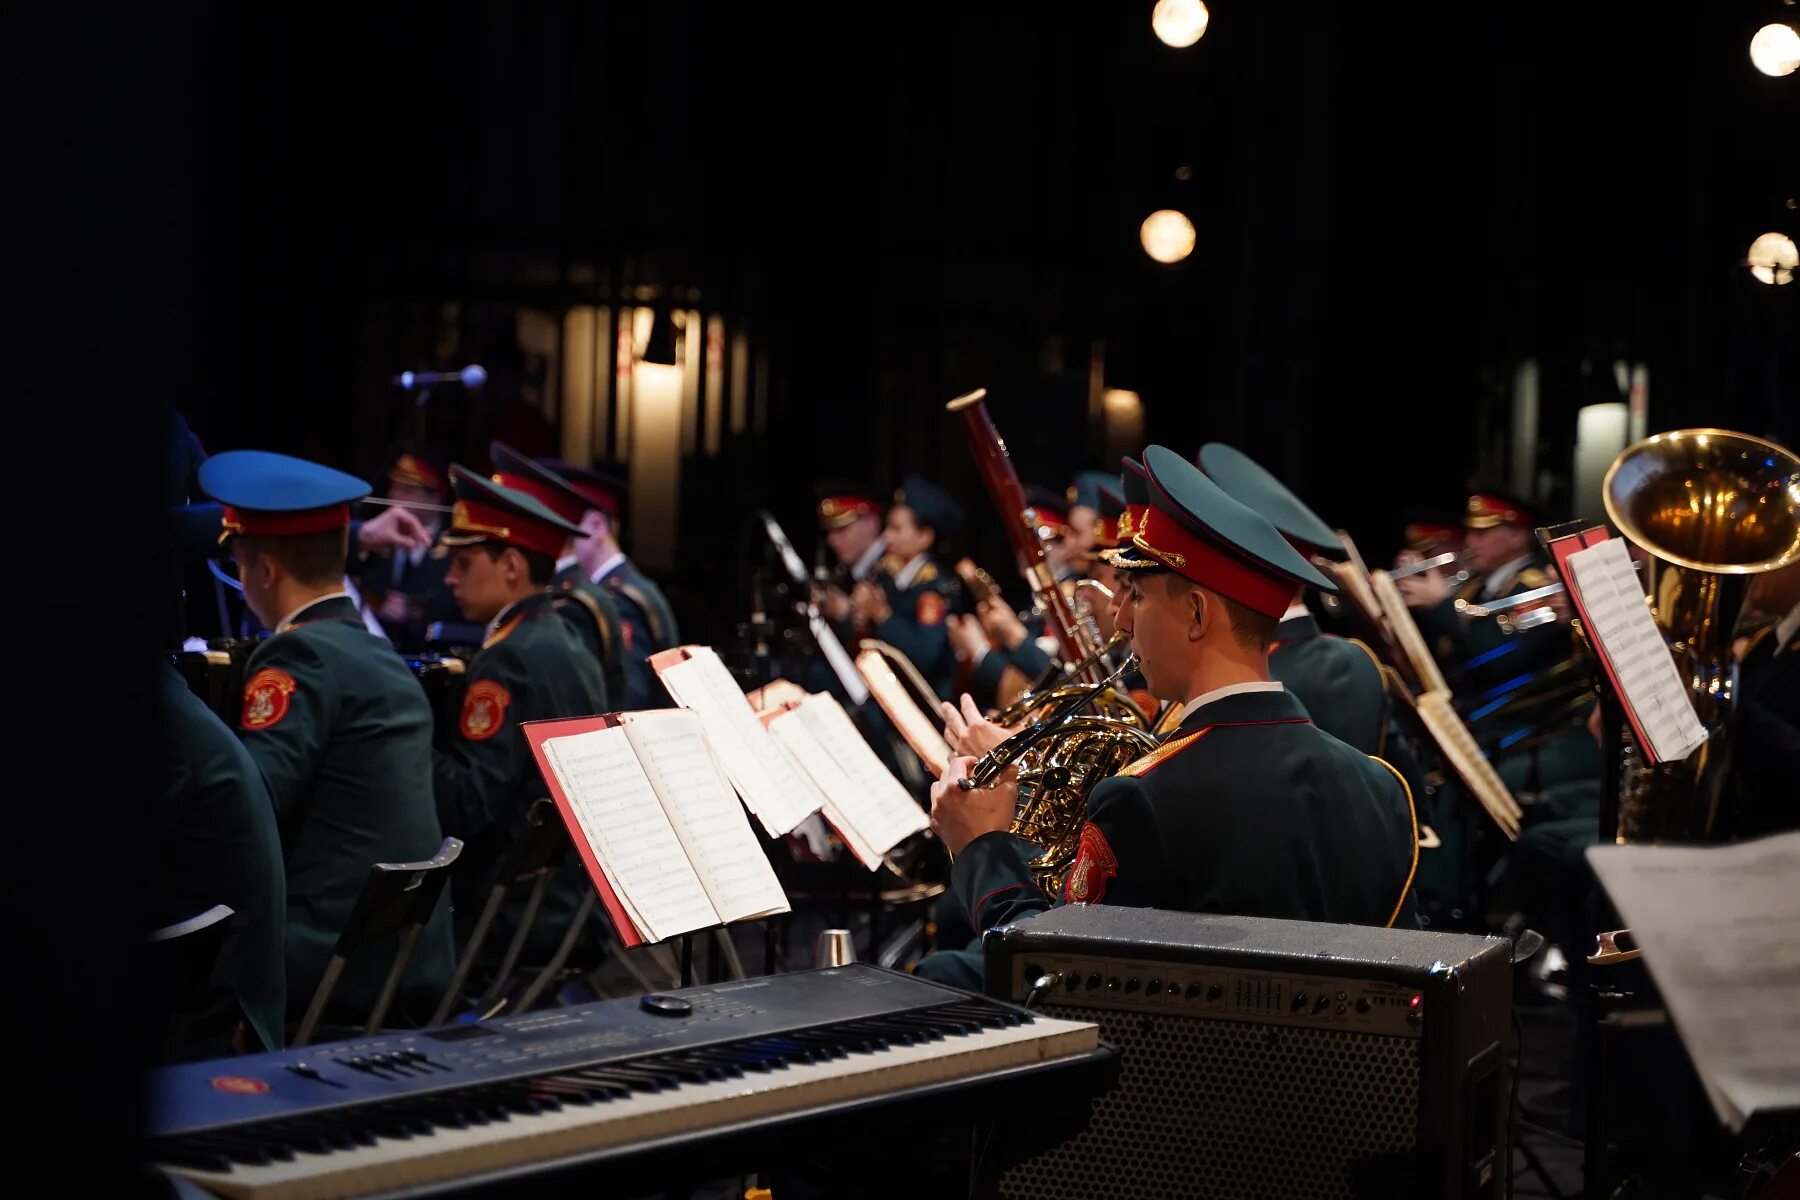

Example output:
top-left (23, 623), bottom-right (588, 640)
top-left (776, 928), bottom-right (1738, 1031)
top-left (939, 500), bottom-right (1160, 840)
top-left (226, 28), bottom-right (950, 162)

top-left (985, 906), bottom-right (1511, 1200)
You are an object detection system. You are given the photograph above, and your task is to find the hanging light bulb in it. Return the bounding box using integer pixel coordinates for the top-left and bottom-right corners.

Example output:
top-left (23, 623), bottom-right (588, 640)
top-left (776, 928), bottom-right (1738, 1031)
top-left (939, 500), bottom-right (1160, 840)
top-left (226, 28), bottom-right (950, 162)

top-left (1749, 23), bottom-right (1800, 77)
top-left (1152, 0), bottom-right (1210, 48)
top-left (1140, 210), bottom-right (1197, 264)
top-left (1746, 232), bottom-right (1797, 285)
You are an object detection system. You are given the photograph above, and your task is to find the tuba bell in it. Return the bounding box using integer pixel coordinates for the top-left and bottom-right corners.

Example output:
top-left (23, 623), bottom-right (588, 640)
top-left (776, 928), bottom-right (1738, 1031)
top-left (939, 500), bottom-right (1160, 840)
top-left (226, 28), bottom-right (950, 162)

top-left (1601, 427), bottom-right (1800, 842)
top-left (959, 648), bottom-right (1161, 893)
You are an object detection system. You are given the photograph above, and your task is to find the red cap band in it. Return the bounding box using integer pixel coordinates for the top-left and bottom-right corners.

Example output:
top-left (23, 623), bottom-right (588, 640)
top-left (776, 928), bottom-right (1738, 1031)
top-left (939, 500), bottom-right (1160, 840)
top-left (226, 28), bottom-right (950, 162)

top-left (449, 498), bottom-right (568, 558)
top-left (492, 471), bottom-right (585, 525)
top-left (567, 480), bottom-right (620, 519)
top-left (220, 504), bottom-right (350, 539)
top-left (1129, 505), bottom-right (1299, 618)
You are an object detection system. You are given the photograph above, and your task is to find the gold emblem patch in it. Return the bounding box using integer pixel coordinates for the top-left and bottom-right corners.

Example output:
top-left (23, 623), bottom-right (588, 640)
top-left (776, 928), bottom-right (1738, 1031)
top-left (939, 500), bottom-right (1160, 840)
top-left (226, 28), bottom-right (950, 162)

top-left (241, 668), bottom-right (296, 730)
top-left (460, 680), bottom-right (512, 741)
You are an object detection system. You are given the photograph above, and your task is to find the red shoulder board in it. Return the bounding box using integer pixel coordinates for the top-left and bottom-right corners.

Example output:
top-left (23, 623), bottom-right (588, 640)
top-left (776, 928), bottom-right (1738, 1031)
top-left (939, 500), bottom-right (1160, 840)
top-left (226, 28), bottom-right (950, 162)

top-left (1063, 822), bottom-right (1119, 904)
top-left (1116, 729), bottom-right (1207, 777)
top-left (916, 591), bottom-right (946, 626)
top-left (460, 680), bottom-right (512, 741)
top-left (241, 668), bottom-right (297, 731)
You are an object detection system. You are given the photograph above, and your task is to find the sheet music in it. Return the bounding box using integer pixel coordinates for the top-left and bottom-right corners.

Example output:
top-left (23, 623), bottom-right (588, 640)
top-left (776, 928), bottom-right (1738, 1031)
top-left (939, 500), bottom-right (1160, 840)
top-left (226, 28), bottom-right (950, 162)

top-left (619, 710), bottom-right (790, 923)
top-left (1565, 538), bottom-right (1707, 763)
top-left (1587, 833), bottom-right (1800, 1131)
top-left (766, 711), bottom-right (886, 869)
top-left (541, 727), bottom-right (719, 942)
top-left (1415, 690), bottom-right (1524, 838)
top-left (1368, 570), bottom-right (1451, 695)
top-left (794, 693), bottom-right (929, 858)
top-left (655, 646), bottom-right (825, 836)
top-left (853, 650), bottom-right (952, 775)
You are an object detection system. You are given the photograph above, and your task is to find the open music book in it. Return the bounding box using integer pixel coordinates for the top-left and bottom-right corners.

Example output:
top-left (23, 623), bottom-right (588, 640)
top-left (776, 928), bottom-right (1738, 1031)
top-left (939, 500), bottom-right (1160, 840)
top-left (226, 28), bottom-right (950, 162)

top-left (523, 710), bottom-right (790, 948)
top-left (652, 645), bottom-right (827, 836)
top-left (853, 647), bottom-right (952, 776)
top-left (763, 693), bottom-right (930, 869)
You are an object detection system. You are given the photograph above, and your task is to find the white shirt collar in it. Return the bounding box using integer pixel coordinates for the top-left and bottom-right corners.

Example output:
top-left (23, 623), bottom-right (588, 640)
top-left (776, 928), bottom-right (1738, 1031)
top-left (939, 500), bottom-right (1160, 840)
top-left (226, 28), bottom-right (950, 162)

top-left (485, 595), bottom-right (531, 642)
top-left (1481, 555), bottom-right (1534, 600)
top-left (277, 591), bottom-right (351, 633)
top-left (1280, 601), bottom-right (1312, 622)
top-left (850, 536), bottom-right (887, 582)
top-left (589, 551), bottom-right (628, 585)
top-left (893, 553), bottom-right (929, 590)
top-left (1178, 680), bottom-right (1285, 726)
top-left (555, 552), bottom-right (580, 575)
top-left (1776, 601), bottom-right (1800, 653)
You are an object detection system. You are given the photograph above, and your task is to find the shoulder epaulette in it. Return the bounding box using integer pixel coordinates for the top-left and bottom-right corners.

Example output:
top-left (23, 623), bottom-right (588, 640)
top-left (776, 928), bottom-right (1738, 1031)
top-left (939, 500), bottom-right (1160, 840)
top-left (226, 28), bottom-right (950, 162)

top-left (1116, 729), bottom-right (1207, 777)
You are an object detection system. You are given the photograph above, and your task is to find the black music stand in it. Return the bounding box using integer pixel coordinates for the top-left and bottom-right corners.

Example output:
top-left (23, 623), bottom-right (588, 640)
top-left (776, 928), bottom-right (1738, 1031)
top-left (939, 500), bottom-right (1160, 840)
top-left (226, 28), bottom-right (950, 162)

top-left (149, 904), bottom-right (237, 1063)
top-left (430, 799), bottom-right (570, 1026)
top-left (293, 837), bottom-right (463, 1047)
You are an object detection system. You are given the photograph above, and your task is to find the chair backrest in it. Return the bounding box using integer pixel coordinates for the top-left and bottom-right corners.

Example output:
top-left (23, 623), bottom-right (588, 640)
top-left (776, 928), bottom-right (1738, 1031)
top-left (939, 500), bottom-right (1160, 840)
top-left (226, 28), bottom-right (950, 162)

top-left (493, 797), bottom-right (572, 886)
top-left (330, 838), bottom-right (463, 959)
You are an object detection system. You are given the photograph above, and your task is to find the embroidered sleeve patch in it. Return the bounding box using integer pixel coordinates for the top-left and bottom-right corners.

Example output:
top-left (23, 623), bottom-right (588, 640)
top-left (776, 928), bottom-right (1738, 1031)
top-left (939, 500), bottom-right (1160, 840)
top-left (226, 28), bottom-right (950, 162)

top-left (916, 591), bottom-right (946, 626)
top-left (460, 680), bottom-right (512, 741)
top-left (1063, 822), bottom-right (1119, 904)
top-left (241, 668), bottom-right (297, 730)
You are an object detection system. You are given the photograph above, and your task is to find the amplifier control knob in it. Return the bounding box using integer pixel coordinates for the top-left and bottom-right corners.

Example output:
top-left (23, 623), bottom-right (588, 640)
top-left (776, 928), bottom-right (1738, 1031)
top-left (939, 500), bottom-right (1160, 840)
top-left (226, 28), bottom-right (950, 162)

top-left (1064, 973), bottom-right (1081, 992)
top-left (1184, 982), bottom-right (1203, 999)
top-left (1290, 992), bottom-right (1308, 1013)
top-left (1206, 984), bottom-right (1223, 1001)
top-left (1313, 994), bottom-right (1331, 1013)
top-left (1146, 979), bottom-right (1162, 996)
top-left (1086, 973), bottom-right (1103, 991)
top-left (1355, 998), bottom-right (1371, 1014)
top-left (1105, 976), bottom-right (1121, 992)
top-left (1124, 978), bottom-right (1140, 993)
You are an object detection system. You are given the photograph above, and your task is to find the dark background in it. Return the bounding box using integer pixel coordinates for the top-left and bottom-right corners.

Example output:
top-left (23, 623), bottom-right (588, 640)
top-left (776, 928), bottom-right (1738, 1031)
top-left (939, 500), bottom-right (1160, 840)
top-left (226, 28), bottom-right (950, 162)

top-left (14, 2), bottom-right (1796, 1178)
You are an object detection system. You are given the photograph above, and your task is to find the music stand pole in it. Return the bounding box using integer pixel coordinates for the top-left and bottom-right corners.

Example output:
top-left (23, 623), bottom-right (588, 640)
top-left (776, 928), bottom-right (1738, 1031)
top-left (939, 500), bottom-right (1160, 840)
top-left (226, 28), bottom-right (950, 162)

top-left (1583, 685), bottom-right (1626, 1200)
top-left (679, 933), bottom-right (696, 988)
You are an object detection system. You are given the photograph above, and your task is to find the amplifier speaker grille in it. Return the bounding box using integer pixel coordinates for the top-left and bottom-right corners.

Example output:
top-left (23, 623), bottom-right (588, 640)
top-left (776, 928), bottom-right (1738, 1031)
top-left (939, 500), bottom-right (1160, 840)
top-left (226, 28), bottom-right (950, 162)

top-left (1002, 1003), bottom-right (1421, 1200)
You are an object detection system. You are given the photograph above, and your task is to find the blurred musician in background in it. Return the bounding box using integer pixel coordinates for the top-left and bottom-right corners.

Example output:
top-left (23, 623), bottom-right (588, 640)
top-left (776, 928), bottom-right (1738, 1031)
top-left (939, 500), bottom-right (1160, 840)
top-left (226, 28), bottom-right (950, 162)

top-left (852, 475), bottom-right (967, 700)
top-left (355, 451), bottom-right (462, 653)
top-left (487, 443), bottom-right (625, 711)
top-left (432, 467), bottom-right (608, 948)
top-left (1066, 469), bottom-right (1120, 573)
top-left (155, 494), bottom-right (287, 1054)
top-left (919, 447), bottom-right (1420, 989)
top-left (552, 460), bottom-right (681, 710)
top-left (199, 450), bottom-right (454, 1028)
top-left (1726, 561), bottom-right (1800, 838)
top-left (814, 480), bottom-right (888, 606)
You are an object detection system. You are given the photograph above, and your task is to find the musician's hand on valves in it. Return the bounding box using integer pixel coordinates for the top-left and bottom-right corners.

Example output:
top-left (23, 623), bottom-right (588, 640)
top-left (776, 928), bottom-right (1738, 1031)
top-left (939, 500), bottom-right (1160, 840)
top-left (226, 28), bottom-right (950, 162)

top-left (851, 579), bottom-right (891, 626)
top-left (977, 596), bottom-right (1029, 650)
top-left (356, 505), bottom-right (432, 556)
top-left (946, 613), bottom-right (991, 666)
top-left (820, 586), bottom-right (852, 624)
top-left (940, 693), bottom-right (1013, 758)
top-left (929, 754), bottom-right (1017, 857)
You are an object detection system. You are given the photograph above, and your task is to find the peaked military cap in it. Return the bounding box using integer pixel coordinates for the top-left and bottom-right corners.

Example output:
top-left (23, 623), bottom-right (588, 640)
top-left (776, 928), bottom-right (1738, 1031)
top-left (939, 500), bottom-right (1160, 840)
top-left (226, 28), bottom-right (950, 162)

top-left (894, 474), bottom-right (963, 540)
top-left (199, 450), bottom-right (370, 542)
top-left (1098, 457), bottom-right (1149, 565)
top-left (1093, 478), bottom-right (1127, 547)
top-left (814, 478), bottom-right (884, 530)
top-left (489, 442), bottom-right (589, 526)
top-left (1111, 445), bottom-right (1337, 617)
top-left (540, 459), bottom-right (625, 520)
top-left (441, 464), bottom-right (585, 559)
top-left (1024, 483), bottom-right (1073, 541)
top-left (1464, 488), bottom-right (1539, 531)
top-left (1067, 469), bottom-right (1118, 513)
top-left (387, 451), bottom-right (449, 498)
top-left (1197, 443), bottom-right (1342, 556)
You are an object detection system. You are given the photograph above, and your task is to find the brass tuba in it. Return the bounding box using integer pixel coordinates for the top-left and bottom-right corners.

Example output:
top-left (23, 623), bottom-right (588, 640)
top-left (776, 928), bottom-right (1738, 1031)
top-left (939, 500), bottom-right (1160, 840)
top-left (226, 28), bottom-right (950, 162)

top-left (1601, 428), bottom-right (1800, 842)
top-left (959, 648), bottom-right (1161, 893)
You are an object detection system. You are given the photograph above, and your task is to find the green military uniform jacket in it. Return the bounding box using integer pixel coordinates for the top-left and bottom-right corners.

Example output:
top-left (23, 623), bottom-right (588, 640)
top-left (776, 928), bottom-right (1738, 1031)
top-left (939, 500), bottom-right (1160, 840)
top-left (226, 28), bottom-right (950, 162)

top-left (433, 591), bottom-right (609, 946)
top-left (943, 686), bottom-right (1420, 949)
top-left (873, 551), bottom-right (965, 702)
top-left (1269, 611), bottom-right (1388, 756)
top-left (237, 595), bottom-right (454, 1025)
top-left (159, 663), bottom-right (288, 1052)
top-left (551, 562), bottom-right (628, 711)
top-left (595, 555), bottom-right (679, 709)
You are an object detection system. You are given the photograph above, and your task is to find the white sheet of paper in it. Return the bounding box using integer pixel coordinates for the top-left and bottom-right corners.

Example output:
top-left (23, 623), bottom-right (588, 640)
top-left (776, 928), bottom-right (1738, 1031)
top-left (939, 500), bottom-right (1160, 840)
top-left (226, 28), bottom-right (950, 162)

top-left (620, 710), bottom-right (790, 923)
top-left (655, 646), bottom-right (824, 836)
top-left (767, 711), bottom-right (885, 869)
top-left (853, 650), bottom-right (952, 775)
top-left (541, 727), bottom-right (719, 943)
top-left (1566, 539), bottom-right (1708, 763)
top-left (1587, 833), bottom-right (1800, 1131)
top-left (794, 693), bottom-right (928, 858)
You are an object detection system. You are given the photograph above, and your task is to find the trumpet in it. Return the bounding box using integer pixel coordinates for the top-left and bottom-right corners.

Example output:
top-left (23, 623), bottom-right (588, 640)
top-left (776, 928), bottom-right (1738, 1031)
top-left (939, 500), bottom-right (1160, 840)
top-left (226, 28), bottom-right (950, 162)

top-left (1388, 549), bottom-right (1473, 583)
top-left (1454, 582), bottom-right (1567, 633)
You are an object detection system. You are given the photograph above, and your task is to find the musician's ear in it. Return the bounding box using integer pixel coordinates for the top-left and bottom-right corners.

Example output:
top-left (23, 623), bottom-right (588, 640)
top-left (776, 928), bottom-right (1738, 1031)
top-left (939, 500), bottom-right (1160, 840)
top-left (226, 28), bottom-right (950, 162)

top-left (1186, 586), bottom-right (1209, 642)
